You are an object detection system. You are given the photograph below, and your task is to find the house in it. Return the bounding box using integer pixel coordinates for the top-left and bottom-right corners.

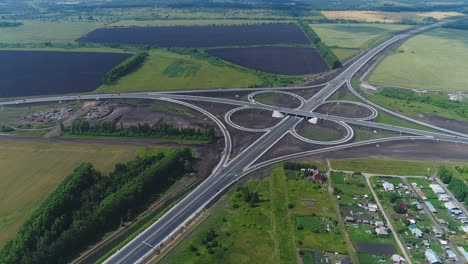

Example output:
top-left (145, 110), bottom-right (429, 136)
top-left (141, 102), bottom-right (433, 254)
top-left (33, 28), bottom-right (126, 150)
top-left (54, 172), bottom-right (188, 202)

top-left (409, 224), bottom-right (423, 238)
top-left (383, 182), bottom-right (395, 191)
top-left (425, 249), bottom-right (442, 264)
top-left (445, 201), bottom-right (463, 215)
top-left (423, 240), bottom-right (430, 247)
top-left (424, 201), bottom-right (437, 214)
top-left (432, 227), bottom-right (442, 238)
top-left (457, 246), bottom-right (468, 263)
top-left (311, 169), bottom-right (327, 182)
top-left (391, 254), bottom-right (405, 263)
top-left (375, 227), bottom-right (388, 236)
top-left (345, 216), bottom-right (355, 223)
top-left (430, 184), bottom-right (445, 194)
top-left (375, 220), bottom-right (384, 227)
top-left (446, 250), bottom-right (458, 261)
top-left (438, 194), bottom-right (450, 202)
top-left (366, 203), bottom-right (378, 212)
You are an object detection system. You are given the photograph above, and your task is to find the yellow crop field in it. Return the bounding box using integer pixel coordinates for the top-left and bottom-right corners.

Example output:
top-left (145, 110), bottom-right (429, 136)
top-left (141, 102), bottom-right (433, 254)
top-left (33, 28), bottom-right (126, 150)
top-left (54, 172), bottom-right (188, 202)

top-left (0, 139), bottom-right (166, 247)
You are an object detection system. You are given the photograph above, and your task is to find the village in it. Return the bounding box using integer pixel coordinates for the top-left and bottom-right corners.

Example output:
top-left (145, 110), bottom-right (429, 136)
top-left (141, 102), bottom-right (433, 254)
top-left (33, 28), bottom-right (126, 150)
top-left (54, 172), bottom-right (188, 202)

top-left (294, 161), bottom-right (468, 264)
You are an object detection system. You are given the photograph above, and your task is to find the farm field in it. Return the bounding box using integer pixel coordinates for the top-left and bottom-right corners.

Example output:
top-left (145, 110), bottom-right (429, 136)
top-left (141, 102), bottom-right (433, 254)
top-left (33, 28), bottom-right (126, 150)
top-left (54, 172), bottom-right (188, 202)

top-left (321, 11), bottom-right (463, 23)
top-left (206, 47), bottom-right (329, 75)
top-left (0, 20), bottom-right (104, 43)
top-left (95, 49), bottom-right (262, 93)
top-left (310, 23), bottom-right (411, 61)
top-left (0, 50), bottom-right (131, 97)
top-left (163, 165), bottom-right (349, 264)
top-left (368, 28), bottom-right (468, 91)
top-left (0, 139), bottom-right (164, 247)
top-left (77, 23), bottom-right (310, 48)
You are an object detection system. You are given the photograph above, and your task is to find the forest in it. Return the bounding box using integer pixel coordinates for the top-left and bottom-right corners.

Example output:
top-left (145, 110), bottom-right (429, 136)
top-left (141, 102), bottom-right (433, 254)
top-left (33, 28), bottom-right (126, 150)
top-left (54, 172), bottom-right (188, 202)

top-left (0, 148), bottom-right (195, 264)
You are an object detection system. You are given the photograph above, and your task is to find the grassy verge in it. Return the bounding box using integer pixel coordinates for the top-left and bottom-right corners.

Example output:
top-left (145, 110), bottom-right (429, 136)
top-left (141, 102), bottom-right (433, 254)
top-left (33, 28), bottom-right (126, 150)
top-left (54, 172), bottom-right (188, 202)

top-left (331, 158), bottom-right (468, 176)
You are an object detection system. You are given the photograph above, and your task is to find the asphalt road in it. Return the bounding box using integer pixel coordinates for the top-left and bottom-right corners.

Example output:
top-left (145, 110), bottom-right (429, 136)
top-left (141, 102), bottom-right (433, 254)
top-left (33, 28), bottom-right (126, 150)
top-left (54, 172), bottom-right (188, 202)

top-left (0, 20), bottom-right (462, 264)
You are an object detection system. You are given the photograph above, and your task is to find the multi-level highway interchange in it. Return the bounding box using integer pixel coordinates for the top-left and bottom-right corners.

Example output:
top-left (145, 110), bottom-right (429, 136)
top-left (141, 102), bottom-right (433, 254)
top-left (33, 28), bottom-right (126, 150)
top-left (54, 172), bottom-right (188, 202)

top-left (1, 21), bottom-right (468, 264)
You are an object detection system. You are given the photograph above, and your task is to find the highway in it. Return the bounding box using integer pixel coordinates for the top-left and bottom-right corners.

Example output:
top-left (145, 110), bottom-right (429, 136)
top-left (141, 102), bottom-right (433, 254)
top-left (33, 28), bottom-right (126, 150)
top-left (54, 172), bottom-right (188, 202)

top-left (0, 20), bottom-right (464, 264)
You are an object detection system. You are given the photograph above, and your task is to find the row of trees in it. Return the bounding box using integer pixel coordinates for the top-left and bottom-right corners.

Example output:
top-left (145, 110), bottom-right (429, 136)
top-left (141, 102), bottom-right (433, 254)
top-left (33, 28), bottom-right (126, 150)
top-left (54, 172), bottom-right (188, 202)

top-left (283, 161), bottom-right (318, 171)
top-left (443, 20), bottom-right (468, 31)
top-left (296, 20), bottom-right (342, 69)
top-left (103, 51), bottom-right (148, 84)
top-left (0, 148), bottom-right (195, 264)
top-left (0, 21), bottom-right (23, 28)
top-left (68, 119), bottom-right (214, 141)
top-left (377, 88), bottom-right (468, 119)
top-left (0, 124), bottom-right (14, 132)
top-left (438, 165), bottom-right (468, 204)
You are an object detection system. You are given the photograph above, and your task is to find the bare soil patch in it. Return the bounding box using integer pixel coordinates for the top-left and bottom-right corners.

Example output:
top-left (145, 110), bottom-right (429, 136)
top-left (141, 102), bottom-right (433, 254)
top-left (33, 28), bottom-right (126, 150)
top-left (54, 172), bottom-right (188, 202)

top-left (0, 50), bottom-right (130, 97)
top-left (355, 242), bottom-right (396, 255)
top-left (77, 23), bottom-right (310, 48)
top-left (207, 47), bottom-right (329, 75)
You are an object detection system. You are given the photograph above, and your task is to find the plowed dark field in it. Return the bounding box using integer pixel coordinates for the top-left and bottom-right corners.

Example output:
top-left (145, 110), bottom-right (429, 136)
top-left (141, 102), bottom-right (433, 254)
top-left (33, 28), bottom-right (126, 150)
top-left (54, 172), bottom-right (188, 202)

top-left (76, 23), bottom-right (310, 48)
top-left (207, 47), bottom-right (329, 75)
top-left (0, 50), bottom-right (131, 97)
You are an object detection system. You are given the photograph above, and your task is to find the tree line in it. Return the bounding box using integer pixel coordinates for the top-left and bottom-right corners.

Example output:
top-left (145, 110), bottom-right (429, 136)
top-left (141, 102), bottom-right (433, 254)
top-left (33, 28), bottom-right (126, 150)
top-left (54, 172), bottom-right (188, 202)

top-left (67, 119), bottom-right (214, 141)
top-left (283, 161), bottom-right (318, 171)
top-left (103, 51), bottom-right (148, 84)
top-left (438, 165), bottom-right (468, 204)
top-left (0, 148), bottom-right (195, 264)
top-left (0, 21), bottom-right (23, 28)
top-left (443, 20), bottom-right (468, 31)
top-left (0, 124), bottom-right (14, 132)
top-left (296, 20), bottom-right (342, 69)
top-left (377, 88), bottom-right (468, 119)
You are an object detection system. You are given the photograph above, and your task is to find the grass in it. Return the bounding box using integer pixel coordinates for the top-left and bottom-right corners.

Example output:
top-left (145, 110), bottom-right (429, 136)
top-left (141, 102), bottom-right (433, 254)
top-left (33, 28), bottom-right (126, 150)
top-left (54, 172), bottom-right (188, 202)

top-left (95, 49), bottom-right (262, 93)
top-left (167, 165), bottom-right (346, 263)
top-left (331, 47), bottom-right (360, 61)
top-left (330, 158), bottom-right (466, 176)
top-left (0, 20), bottom-right (104, 43)
top-left (0, 139), bottom-right (169, 247)
top-left (310, 23), bottom-right (410, 62)
top-left (373, 109), bottom-right (437, 132)
top-left (311, 23), bottom-right (410, 49)
top-left (352, 125), bottom-right (400, 141)
top-left (368, 28), bottom-right (468, 91)
top-left (300, 124), bottom-right (344, 141)
top-left (369, 92), bottom-right (468, 122)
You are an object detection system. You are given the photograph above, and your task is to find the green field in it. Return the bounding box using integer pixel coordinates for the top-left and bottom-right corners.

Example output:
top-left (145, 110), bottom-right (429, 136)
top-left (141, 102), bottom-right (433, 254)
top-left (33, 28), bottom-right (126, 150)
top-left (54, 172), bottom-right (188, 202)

top-left (95, 49), bottom-right (262, 93)
top-left (300, 123), bottom-right (344, 141)
top-left (310, 23), bottom-right (410, 61)
top-left (331, 158), bottom-right (468, 176)
top-left (368, 91), bottom-right (468, 122)
top-left (0, 20), bottom-right (103, 43)
top-left (165, 166), bottom-right (347, 263)
top-left (368, 28), bottom-right (468, 91)
top-left (0, 139), bottom-right (167, 247)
